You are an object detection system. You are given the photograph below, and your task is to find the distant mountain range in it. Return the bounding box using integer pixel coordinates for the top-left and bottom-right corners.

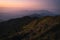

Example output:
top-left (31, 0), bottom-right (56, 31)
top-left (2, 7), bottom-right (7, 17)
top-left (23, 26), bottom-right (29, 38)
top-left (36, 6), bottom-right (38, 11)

top-left (29, 10), bottom-right (60, 18)
top-left (0, 10), bottom-right (60, 20)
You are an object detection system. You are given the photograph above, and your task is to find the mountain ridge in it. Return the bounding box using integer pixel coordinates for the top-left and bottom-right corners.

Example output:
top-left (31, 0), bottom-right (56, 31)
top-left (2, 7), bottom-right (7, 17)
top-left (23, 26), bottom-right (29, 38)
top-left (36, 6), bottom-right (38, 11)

top-left (0, 10), bottom-right (60, 20)
top-left (0, 16), bottom-right (60, 40)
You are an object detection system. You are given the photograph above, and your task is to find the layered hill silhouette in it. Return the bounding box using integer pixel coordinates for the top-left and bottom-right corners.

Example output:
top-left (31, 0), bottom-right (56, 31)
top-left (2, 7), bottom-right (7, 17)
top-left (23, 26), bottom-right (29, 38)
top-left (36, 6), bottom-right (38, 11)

top-left (0, 15), bottom-right (60, 40)
top-left (0, 10), bottom-right (60, 20)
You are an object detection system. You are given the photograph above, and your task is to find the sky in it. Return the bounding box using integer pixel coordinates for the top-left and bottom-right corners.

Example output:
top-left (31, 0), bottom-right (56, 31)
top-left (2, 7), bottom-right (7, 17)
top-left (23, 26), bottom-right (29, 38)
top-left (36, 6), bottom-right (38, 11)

top-left (0, 0), bottom-right (60, 10)
top-left (0, 0), bottom-right (60, 20)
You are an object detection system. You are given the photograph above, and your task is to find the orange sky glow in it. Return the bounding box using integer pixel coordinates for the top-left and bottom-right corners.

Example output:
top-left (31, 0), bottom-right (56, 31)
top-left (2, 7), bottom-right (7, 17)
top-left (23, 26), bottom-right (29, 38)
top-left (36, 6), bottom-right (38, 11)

top-left (0, 0), bottom-right (59, 10)
top-left (0, 1), bottom-right (42, 10)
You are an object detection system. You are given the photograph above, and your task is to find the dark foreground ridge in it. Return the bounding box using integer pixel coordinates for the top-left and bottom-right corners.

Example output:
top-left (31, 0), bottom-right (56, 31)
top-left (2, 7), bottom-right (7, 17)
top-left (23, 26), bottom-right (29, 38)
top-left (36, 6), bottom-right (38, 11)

top-left (0, 16), bottom-right (60, 40)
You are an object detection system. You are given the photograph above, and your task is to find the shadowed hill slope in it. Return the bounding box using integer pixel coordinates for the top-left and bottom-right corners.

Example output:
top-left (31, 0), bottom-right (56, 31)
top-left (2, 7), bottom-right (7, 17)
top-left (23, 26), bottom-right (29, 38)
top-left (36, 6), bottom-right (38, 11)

top-left (0, 16), bottom-right (60, 40)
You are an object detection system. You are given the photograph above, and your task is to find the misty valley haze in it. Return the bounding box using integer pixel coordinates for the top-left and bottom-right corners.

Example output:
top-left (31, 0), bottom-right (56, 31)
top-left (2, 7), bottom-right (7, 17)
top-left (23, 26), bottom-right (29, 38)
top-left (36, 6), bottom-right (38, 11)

top-left (0, 0), bottom-right (60, 21)
top-left (0, 0), bottom-right (60, 40)
top-left (0, 10), bottom-right (60, 21)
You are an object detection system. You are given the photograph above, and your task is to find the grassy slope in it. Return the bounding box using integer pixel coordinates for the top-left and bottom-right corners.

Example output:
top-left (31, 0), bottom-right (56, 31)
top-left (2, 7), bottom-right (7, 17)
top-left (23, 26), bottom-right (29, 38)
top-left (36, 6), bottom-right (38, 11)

top-left (0, 16), bottom-right (60, 40)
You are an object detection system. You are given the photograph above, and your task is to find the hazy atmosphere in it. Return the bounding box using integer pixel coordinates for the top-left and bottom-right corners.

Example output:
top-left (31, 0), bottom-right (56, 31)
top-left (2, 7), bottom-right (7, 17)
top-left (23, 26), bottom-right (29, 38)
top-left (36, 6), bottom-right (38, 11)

top-left (0, 0), bottom-right (60, 40)
top-left (0, 0), bottom-right (60, 20)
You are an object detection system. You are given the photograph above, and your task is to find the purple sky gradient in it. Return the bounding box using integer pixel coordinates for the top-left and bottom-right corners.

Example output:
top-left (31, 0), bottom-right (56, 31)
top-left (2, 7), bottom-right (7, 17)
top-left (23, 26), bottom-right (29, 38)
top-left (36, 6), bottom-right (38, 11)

top-left (0, 0), bottom-right (60, 20)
